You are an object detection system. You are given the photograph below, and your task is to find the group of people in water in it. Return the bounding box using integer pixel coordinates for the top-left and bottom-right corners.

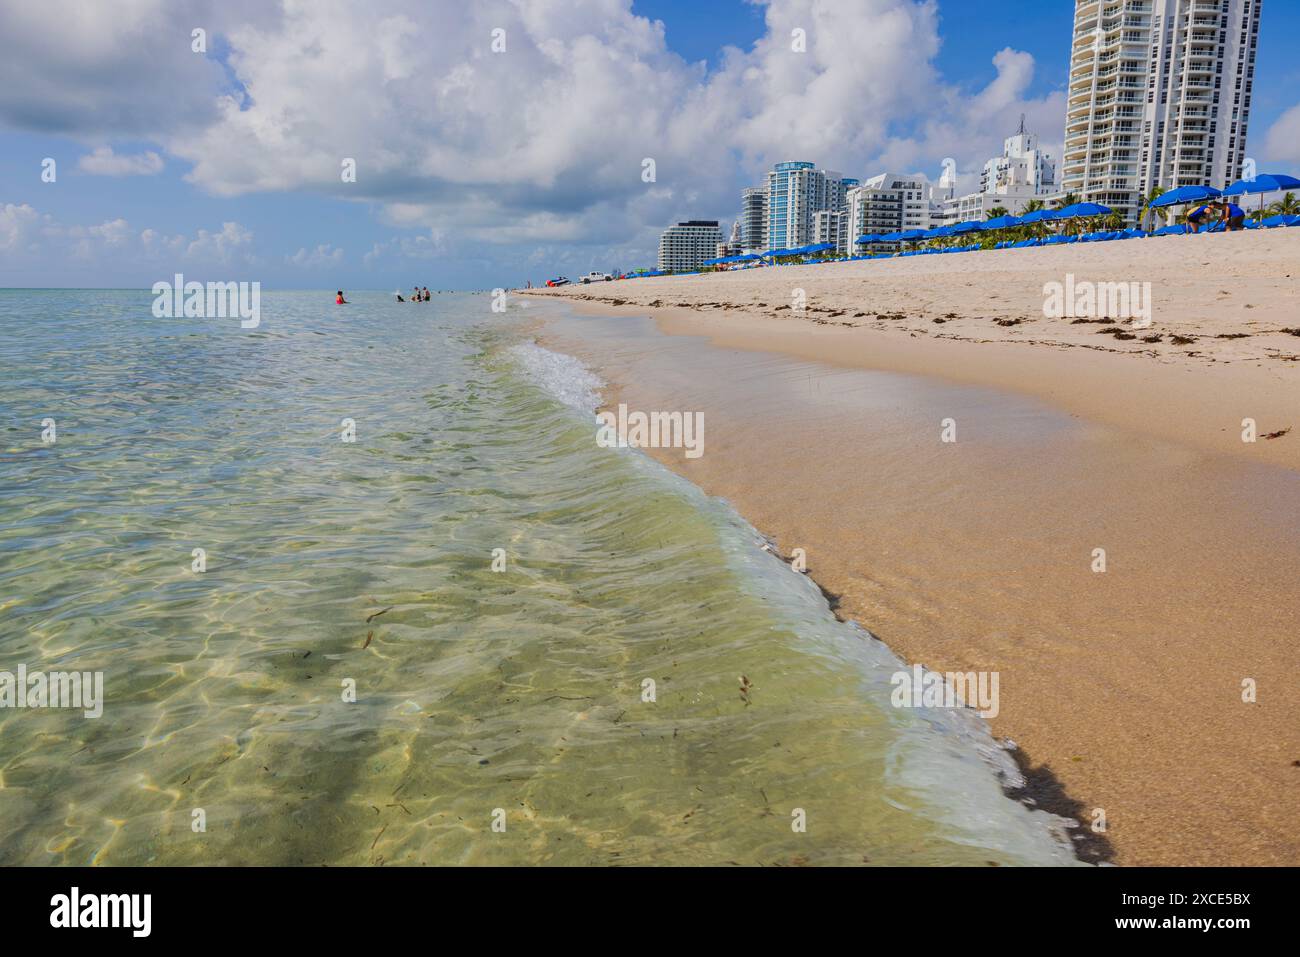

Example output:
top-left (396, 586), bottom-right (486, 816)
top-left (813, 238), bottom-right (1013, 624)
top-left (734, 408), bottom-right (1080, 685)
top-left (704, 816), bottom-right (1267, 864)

top-left (1187, 200), bottom-right (1247, 233)
top-left (334, 287), bottom-right (439, 304)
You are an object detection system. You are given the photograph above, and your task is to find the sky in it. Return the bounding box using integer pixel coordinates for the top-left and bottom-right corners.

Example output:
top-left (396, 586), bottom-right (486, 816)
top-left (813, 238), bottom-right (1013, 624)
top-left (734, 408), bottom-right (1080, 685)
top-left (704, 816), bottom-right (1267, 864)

top-left (2, 0), bottom-right (1298, 289)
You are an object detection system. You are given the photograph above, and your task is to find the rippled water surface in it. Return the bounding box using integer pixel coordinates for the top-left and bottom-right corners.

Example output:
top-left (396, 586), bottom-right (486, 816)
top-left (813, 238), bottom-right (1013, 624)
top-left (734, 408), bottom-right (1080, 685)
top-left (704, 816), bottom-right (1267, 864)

top-left (0, 290), bottom-right (1080, 865)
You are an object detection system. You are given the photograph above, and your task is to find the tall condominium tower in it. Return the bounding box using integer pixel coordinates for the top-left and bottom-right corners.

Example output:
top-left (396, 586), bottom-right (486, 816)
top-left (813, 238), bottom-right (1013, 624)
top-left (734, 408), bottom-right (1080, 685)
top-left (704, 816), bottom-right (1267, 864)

top-left (1063, 0), bottom-right (1262, 221)
top-left (765, 163), bottom-right (854, 250)
top-left (739, 186), bottom-right (768, 252)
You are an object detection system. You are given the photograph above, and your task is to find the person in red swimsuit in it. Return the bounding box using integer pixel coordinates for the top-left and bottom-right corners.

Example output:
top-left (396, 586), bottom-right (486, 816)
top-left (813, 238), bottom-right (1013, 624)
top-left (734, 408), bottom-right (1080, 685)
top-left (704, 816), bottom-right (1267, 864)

top-left (336, 290), bottom-right (347, 304)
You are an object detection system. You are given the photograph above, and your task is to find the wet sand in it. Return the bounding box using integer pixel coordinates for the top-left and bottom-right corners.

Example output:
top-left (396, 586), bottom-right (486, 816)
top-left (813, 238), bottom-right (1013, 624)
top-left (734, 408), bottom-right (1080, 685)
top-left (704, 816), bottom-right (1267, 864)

top-left (526, 294), bottom-right (1300, 867)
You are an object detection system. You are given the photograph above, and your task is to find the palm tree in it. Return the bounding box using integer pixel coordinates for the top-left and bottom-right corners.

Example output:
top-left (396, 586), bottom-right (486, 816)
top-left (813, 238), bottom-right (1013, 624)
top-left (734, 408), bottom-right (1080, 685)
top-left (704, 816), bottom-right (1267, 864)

top-left (1138, 186), bottom-right (1167, 231)
top-left (986, 206), bottom-right (1010, 220)
top-left (1268, 192), bottom-right (1299, 216)
top-left (1021, 200), bottom-right (1046, 215)
top-left (1053, 193), bottom-right (1080, 210)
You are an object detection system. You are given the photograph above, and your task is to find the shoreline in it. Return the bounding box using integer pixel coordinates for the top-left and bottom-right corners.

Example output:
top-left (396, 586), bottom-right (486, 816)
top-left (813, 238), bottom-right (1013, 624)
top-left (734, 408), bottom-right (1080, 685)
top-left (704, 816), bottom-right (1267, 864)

top-left (522, 229), bottom-right (1300, 471)
top-left (523, 264), bottom-right (1300, 866)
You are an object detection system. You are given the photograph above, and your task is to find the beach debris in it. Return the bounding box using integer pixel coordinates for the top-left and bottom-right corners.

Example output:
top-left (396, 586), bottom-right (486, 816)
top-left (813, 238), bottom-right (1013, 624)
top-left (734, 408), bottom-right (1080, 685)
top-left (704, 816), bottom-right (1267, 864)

top-left (1281, 328), bottom-right (1300, 337)
top-left (1142, 334), bottom-right (1164, 343)
top-left (1170, 335), bottom-right (1197, 345)
top-left (994, 317), bottom-right (1024, 327)
top-left (362, 630), bottom-right (374, 649)
top-left (1216, 333), bottom-right (1250, 339)
top-left (1070, 317), bottom-right (1114, 324)
top-left (366, 605), bottom-right (394, 623)
top-left (1262, 428), bottom-right (1291, 441)
top-left (739, 675), bottom-right (752, 706)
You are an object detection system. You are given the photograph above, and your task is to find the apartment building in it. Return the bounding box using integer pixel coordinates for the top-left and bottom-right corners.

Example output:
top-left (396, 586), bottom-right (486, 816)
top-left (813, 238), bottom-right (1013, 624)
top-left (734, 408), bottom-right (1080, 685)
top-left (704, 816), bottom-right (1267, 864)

top-left (657, 220), bottom-right (723, 273)
top-left (1063, 0), bottom-right (1262, 222)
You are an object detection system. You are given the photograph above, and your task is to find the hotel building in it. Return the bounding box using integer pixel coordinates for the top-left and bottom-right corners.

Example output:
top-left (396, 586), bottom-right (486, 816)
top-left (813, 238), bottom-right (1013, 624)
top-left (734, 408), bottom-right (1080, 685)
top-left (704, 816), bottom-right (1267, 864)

top-left (657, 220), bottom-right (723, 273)
top-left (938, 121), bottom-right (1058, 224)
top-left (844, 174), bottom-right (932, 254)
top-left (1062, 0), bottom-right (1263, 222)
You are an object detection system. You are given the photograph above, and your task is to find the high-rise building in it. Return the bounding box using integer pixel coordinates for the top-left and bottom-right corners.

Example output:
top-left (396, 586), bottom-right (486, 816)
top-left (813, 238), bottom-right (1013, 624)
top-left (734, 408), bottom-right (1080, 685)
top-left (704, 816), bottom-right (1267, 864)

top-left (739, 186), bottom-right (768, 252)
top-left (657, 220), bottom-right (723, 272)
top-left (1063, 0), bottom-right (1263, 222)
top-left (765, 163), bottom-right (855, 250)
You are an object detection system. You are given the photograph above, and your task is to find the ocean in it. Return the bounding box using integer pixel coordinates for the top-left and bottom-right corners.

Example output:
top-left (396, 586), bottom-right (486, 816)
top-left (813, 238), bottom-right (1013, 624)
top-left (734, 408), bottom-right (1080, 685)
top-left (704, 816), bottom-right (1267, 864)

top-left (0, 289), bottom-right (1080, 865)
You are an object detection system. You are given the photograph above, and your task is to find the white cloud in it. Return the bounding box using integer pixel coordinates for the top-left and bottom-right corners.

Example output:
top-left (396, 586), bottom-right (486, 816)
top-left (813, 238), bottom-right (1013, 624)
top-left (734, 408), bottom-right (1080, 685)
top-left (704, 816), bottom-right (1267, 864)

top-left (1261, 103), bottom-right (1300, 167)
top-left (289, 243), bottom-right (344, 268)
top-left (0, 203), bottom-right (255, 271)
top-left (79, 146), bottom-right (164, 176)
top-left (0, 202), bottom-right (43, 251)
top-left (184, 221), bottom-right (254, 263)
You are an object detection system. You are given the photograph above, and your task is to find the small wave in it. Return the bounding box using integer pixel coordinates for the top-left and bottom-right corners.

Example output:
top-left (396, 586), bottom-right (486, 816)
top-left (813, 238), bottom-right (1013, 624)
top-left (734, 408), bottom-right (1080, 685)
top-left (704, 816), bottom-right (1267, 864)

top-left (508, 341), bottom-right (604, 414)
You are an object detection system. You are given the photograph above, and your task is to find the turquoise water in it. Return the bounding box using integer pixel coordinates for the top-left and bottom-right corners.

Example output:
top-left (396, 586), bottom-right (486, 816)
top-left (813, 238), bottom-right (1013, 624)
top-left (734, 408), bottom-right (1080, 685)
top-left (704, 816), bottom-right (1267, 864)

top-left (0, 289), bottom-right (1080, 865)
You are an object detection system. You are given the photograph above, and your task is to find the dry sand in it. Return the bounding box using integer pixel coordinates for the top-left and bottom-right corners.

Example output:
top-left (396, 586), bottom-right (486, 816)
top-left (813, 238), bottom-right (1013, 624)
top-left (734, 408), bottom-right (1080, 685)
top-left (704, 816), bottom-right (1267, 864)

top-left (521, 231), bottom-right (1300, 866)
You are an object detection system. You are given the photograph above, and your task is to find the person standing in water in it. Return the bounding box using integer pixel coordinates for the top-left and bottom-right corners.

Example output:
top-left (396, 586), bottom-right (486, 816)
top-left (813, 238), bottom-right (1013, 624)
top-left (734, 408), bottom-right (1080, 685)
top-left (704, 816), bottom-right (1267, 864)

top-left (336, 290), bottom-right (348, 304)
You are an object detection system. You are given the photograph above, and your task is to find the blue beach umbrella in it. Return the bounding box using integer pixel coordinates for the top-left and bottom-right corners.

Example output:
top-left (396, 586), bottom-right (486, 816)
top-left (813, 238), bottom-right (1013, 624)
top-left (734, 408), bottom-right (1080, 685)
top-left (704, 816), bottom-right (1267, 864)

top-left (1150, 185), bottom-right (1222, 208)
top-left (1222, 173), bottom-right (1300, 196)
top-left (1055, 202), bottom-right (1112, 219)
top-left (921, 225), bottom-right (949, 239)
top-left (947, 221), bottom-right (983, 235)
top-left (1223, 174), bottom-right (1300, 218)
top-left (1019, 209), bottom-right (1062, 224)
top-left (980, 215), bottom-right (1022, 230)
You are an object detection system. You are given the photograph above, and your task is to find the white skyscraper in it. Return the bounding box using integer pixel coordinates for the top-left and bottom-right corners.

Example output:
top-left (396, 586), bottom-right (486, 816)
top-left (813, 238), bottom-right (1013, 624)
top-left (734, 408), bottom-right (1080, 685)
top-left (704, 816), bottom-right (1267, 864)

top-left (1063, 0), bottom-right (1263, 222)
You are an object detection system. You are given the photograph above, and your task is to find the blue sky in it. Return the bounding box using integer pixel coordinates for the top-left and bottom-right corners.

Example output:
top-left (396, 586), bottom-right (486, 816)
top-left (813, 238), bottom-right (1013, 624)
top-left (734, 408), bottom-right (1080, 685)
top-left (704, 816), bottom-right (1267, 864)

top-left (2, 0), bottom-right (1297, 289)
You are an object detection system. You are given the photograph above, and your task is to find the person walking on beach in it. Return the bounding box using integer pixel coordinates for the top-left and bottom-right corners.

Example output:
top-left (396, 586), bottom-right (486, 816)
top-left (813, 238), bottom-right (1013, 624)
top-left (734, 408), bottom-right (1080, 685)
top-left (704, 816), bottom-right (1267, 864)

top-left (335, 290), bottom-right (348, 304)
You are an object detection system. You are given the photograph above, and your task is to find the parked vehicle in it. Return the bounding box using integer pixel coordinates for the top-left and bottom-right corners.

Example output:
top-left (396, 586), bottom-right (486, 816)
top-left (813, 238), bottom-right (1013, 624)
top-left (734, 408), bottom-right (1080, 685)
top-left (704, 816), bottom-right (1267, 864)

top-left (545, 277), bottom-right (570, 287)
top-left (580, 271), bottom-right (613, 284)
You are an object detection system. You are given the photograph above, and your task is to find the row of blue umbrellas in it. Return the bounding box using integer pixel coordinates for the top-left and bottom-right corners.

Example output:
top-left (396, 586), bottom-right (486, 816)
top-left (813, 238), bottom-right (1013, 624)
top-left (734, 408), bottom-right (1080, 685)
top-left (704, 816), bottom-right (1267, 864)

top-left (856, 202), bottom-right (1114, 245)
top-left (712, 175), bottom-right (1299, 264)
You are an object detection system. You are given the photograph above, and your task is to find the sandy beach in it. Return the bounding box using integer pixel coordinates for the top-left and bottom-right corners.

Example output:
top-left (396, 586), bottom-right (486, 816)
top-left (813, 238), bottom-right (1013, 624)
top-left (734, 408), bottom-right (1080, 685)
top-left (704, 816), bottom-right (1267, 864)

top-left (522, 230), bottom-right (1300, 866)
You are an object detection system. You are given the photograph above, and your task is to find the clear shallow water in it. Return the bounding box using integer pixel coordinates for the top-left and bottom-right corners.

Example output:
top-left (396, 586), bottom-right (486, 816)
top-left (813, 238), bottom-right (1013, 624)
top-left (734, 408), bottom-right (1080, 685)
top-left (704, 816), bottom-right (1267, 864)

top-left (0, 289), bottom-right (1080, 865)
